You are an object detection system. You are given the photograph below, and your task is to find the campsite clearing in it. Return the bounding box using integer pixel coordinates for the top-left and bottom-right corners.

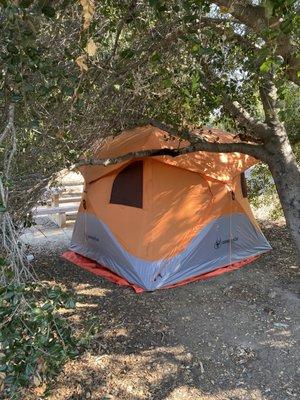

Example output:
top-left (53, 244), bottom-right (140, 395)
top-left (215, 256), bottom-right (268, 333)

top-left (24, 220), bottom-right (299, 400)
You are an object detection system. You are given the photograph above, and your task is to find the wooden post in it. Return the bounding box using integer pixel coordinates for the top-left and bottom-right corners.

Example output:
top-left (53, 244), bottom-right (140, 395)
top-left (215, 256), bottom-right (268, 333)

top-left (58, 212), bottom-right (67, 228)
top-left (52, 193), bottom-right (59, 207)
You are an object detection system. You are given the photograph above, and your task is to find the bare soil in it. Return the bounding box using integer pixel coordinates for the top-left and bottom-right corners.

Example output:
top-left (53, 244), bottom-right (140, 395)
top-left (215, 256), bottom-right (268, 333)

top-left (29, 222), bottom-right (299, 400)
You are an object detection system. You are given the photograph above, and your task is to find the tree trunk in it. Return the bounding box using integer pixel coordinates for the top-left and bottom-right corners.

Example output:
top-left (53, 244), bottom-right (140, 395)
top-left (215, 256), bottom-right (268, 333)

top-left (266, 130), bottom-right (300, 257)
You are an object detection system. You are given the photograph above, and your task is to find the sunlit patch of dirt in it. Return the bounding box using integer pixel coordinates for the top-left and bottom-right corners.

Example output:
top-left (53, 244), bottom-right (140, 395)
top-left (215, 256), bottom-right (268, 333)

top-left (26, 222), bottom-right (299, 400)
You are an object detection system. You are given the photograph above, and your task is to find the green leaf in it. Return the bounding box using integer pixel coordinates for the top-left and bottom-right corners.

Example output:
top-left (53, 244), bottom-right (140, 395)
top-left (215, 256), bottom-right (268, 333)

top-left (259, 60), bottom-right (273, 73)
top-left (120, 48), bottom-right (134, 59)
top-left (149, 0), bottom-right (167, 12)
top-left (280, 18), bottom-right (293, 34)
top-left (63, 87), bottom-right (74, 96)
top-left (151, 51), bottom-right (161, 62)
top-left (263, 0), bottom-right (274, 19)
top-left (42, 5), bottom-right (56, 18)
top-left (191, 75), bottom-right (199, 92)
top-left (149, 0), bottom-right (160, 6)
top-left (20, 0), bottom-right (34, 8)
top-left (12, 93), bottom-right (22, 102)
top-left (183, 14), bottom-right (197, 23)
top-left (163, 78), bottom-right (172, 88)
top-left (191, 43), bottom-right (201, 54)
top-left (0, 257), bottom-right (6, 266)
top-left (65, 298), bottom-right (76, 309)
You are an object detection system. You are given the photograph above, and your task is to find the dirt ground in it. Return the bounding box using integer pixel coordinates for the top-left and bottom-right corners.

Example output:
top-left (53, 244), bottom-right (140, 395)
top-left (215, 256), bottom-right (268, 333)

top-left (28, 221), bottom-right (299, 400)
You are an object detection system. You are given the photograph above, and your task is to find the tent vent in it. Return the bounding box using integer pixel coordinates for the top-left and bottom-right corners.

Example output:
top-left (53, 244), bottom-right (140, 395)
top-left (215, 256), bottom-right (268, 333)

top-left (110, 161), bottom-right (143, 208)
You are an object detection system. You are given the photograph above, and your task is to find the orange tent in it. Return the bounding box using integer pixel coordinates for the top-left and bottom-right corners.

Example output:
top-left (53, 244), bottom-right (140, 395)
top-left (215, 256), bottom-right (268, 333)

top-left (63, 124), bottom-right (271, 291)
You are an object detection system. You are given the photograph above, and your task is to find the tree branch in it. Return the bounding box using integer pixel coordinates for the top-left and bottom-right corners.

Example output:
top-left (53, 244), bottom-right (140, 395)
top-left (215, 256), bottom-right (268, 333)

top-left (108, 0), bottom-right (138, 63)
top-left (259, 77), bottom-right (281, 127)
top-left (196, 16), bottom-right (257, 53)
top-left (147, 118), bottom-right (202, 145)
top-left (75, 136), bottom-right (265, 168)
top-left (198, 61), bottom-right (271, 141)
top-left (212, 0), bottom-right (270, 34)
top-left (0, 104), bottom-right (15, 146)
top-left (222, 98), bottom-right (271, 140)
top-left (0, 102), bottom-right (33, 284)
top-left (211, 0), bottom-right (300, 86)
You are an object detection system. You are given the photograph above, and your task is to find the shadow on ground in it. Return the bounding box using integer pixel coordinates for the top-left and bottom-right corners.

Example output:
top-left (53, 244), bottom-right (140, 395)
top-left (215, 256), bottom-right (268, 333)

top-left (30, 223), bottom-right (299, 400)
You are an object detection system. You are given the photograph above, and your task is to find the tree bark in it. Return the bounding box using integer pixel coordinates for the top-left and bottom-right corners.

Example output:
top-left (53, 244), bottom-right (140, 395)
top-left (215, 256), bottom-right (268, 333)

top-left (266, 129), bottom-right (300, 257)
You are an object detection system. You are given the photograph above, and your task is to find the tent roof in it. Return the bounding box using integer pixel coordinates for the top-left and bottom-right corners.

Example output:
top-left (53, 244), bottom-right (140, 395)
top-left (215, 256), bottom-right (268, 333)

top-left (80, 124), bottom-right (258, 183)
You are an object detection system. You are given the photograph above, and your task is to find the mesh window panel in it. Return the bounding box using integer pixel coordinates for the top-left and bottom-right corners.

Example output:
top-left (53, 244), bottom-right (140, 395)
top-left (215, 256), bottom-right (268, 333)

top-left (110, 161), bottom-right (143, 208)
